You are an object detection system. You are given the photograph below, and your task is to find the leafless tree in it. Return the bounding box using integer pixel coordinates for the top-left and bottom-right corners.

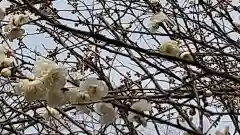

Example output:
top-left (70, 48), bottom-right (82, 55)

top-left (0, 0), bottom-right (239, 134)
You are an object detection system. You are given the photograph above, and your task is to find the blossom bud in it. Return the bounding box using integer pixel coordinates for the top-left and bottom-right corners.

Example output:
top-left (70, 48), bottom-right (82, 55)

top-left (1, 68), bottom-right (11, 77)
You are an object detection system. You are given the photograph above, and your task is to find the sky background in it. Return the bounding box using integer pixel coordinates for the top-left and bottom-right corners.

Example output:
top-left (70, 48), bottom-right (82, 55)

top-left (0, 0), bottom-right (239, 134)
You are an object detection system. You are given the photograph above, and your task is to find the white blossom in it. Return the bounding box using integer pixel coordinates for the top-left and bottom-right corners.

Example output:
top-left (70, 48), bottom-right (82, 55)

top-left (150, 12), bottom-right (167, 32)
top-left (79, 78), bottom-right (108, 101)
top-left (68, 89), bottom-right (90, 113)
top-left (0, 45), bottom-right (6, 65)
top-left (33, 58), bottom-right (61, 78)
top-left (2, 56), bottom-right (15, 67)
top-left (15, 58), bottom-right (67, 104)
top-left (42, 106), bottom-right (60, 120)
top-left (4, 14), bottom-right (29, 41)
top-left (0, 8), bottom-right (5, 20)
top-left (33, 58), bottom-right (66, 91)
top-left (159, 39), bottom-right (181, 57)
top-left (16, 79), bottom-right (48, 102)
top-left (46, 89), bottom-right (70, 107)
top-left (1, 67), bottom-right (11, 77)
top-left (180, 51), bottom-right (194, 62)
top-left (150, 12), bottom-right (167, 24)
top-left (13, 14), bottom-right (30, 27)
top-left (0, 48), bottom-right (16, 68)
top-left (127, 99), bottom-right (151, 127)
top-left (94, 102), bottom-right (117, 124)
top-left (4, 25), bottom-right (25, 41)
top-left (42, 68), bottom-right (67, 91)
top-left (14, 79), bottom-right (26, 95)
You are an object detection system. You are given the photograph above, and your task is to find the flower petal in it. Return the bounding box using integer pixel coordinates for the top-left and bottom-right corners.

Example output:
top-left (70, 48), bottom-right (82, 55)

top-left (131, 99), bottom-right (151, 111)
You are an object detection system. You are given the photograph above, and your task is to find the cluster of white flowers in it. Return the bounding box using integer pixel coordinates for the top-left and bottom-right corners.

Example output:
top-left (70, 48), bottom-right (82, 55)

top-left (12, 57), bottom-right (155, 126)
top-left (150, 12), bottom-right (195, 61)
top-left (4, 14), bottom-right (30, 41)
top-left (14, 58), bottom-right (110, 115)
top-left (127, 99), bottom-right (152, 127)
top-left (159, 39), bottom-right (181, 57)
top-left (94, 102), bottom-right (117, 124)
top-left (0, 45), bottom-right (15, 78)
top-left (67, 77), bottom-right (109, 114)
top-left (68, 88), bottom-right (90, 113)
top-left (42, 106), bottom-right (60, 120)
top-left (80, 78), bottom-right (108, 101)
top-left (15, 58), bottom-right (67, 103)
top-left (158, 39), bottom-right (195, 61)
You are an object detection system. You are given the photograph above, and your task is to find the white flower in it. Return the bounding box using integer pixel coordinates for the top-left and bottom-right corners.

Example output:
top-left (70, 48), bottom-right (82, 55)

top-left (4, 26), bottom-right (25, 41)
top-left (150, 12), bottom-right (167, 24)
top-left (14, 79), bottom-right (27, 95)
top-left (46, 89), bottom-right (70, 107)
top-left (70, 91), bottom-right (90, 104)
top-left (159, 39), bottom-right (181, 56)
top-left (42, 106), bottom-right (60, 120)
top-left (150, 12), bottom-right (167, 32)
top-left (0, 45), bottom-right (6, 65)
top-left (13, 14), bottom-right (30, 27)
top-left (1, 67), bottom-right (11, 77)
top-left (33, 58), bottom-right (66, 90)
top-left (0, 49), bottom-right (16, 68)
top-left (68, 89), bottom-right (90, 113)
top-left (2, 56), bottom-right (15, 67)
top-left (4, 14), bottom-right (29, 41)
top-left (16, 58), bottom-right (67, 104)
top-left (0, 8), bottom-right (5, 20)
top-left (34, 58), bottom-right (61, 78)
top-left (127, 99), bottom-right (151, 127)
top-left (79, 78), bottom-right (108, 101)
top-left (180, 52), bottom-right (194, 62)
top-left (42, 68), bottom-right (67, 90)
top-left (15, 79), bottom-right (48, 102)
top-left (94, 102), bottom-right (117, 124)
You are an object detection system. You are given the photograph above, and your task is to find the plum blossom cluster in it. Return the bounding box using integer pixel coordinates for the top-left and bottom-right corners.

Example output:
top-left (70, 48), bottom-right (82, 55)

top-left (159, 39), bottom-right (195, 62)
top-left (94, 102), bottom-right (117, 124)
top-left (4, 13), bottom-right (30, 41)
top-left (0, 45), bottom-right (15, 78)
top-left (15, 58), bottom-right (67, 103)
top-left (13, 58), bottom-right (154, 126)
top-left (14, 58), bottom-right (119, 124)
top-left (127, 99), bottom-right (152, 127)
top-left (150, 13), bottom-right (195, 61)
